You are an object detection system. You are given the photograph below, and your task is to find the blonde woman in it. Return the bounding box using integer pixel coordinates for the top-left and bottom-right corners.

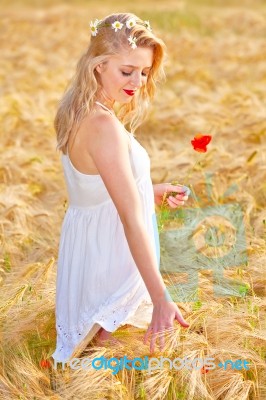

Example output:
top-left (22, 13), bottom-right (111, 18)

top-left (52, 12), bottom-right (190, 364)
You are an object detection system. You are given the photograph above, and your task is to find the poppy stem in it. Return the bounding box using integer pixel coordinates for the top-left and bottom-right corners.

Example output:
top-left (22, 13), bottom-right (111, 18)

top-left (180, 157), bottom-right (203, 185)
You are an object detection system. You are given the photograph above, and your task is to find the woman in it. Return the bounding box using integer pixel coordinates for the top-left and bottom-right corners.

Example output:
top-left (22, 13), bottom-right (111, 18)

top-left (52, 12), bottom-right (190, 364)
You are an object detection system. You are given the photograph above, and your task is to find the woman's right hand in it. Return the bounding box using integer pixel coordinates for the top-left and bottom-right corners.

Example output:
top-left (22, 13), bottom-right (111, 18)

top-left (143, 298), bottom-right (190, 353)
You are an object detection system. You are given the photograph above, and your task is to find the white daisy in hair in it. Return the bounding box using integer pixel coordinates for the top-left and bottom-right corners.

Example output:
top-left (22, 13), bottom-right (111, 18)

top-left (111, 21), bottom-right (124, 32)
top-left (144, 20), bottom-right (152, 31)
top-left (128, 35), bottom-right (137, 49)
top-left (126, 18), bottom-right (137, 29)
top-left (90, 19), bottom-right (101, 36)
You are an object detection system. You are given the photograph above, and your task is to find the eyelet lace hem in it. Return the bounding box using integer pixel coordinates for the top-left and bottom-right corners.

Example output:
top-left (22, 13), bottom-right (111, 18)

top-left (52, 286), bottom-right (153, 363)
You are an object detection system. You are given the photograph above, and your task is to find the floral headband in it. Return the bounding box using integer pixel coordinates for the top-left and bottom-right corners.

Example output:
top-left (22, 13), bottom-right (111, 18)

top-left (89, 17), bottom-right (152, 49)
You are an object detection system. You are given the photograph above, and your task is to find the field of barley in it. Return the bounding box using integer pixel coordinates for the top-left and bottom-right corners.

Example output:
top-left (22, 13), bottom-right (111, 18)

top-left (0, 0), bottom-right (265, 399)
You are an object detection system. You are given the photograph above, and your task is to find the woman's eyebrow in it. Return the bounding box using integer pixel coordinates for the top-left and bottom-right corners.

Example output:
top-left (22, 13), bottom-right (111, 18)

top-left (122, 64), bottom-right (152, 69)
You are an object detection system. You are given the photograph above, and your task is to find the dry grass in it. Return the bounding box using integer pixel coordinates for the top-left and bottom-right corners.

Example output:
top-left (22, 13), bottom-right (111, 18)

top-left (0, 0), bottom-right (265, 399)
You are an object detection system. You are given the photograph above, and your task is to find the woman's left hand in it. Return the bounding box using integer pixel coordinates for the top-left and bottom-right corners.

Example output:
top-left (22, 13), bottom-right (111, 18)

top-left (153, 183), bottom-right (189, 208)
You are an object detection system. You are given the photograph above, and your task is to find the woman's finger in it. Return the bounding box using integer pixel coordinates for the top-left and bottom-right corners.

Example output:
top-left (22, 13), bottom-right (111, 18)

top-left (167, 197), bottom-right (184, 207)
top-left (165, 184), bottom-right (187, 193)
top-left (175, 309), bottom-right (190, 327)
top-left (158, 328), bottom-right (166, 351)
top-left (150, 330), bottom-right (158, 353)
top-left (158, 325), bottom-right (173, 351)
top-left (177, 194), bottom-right (188, 200)
top-left (170, 196), bottom-right (184, 205)
top-left (143, 324), bottom-right (153, 344)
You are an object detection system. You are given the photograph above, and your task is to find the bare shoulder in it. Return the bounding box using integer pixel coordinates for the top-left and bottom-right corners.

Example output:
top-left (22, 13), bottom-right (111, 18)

top-left (82, 110), bottom-right (128, 155)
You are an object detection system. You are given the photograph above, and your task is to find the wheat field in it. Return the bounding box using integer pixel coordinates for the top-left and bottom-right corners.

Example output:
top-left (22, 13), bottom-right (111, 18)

top-left (0, 0), bottom-right (265, 399)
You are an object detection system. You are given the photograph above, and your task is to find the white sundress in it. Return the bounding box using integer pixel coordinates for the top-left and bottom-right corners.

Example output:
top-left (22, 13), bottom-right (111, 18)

top-left (52, 102), bottom-right (161, 363)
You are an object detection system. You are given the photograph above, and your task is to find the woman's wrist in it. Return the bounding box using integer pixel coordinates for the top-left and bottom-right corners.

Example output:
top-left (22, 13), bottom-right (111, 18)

top-left (143, 276), bottom-right (171, 306)
top-left (150, 286), bottom-right (172, 305)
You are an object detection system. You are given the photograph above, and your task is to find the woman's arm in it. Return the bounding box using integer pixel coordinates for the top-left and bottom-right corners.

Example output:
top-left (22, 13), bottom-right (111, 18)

top-left (87, 116), bottom-right (166, 302)
top-left (87, 115), bottom-right (190, 352)
top-left (123, 216), bottom-right (166, 303)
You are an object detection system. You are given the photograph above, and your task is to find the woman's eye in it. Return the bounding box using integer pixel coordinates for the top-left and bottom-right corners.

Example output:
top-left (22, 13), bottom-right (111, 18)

top-left (122, 71), bottom-right (148, 77)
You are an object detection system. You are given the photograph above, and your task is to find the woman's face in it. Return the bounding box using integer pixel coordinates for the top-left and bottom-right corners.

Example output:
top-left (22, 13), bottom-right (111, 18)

top-left (95, 46), bottom-right (153, 105)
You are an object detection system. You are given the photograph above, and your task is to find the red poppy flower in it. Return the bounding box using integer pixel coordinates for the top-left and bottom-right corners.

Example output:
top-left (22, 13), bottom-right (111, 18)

top-left (40, 359), bottom-right (51, 368)
top-left (191, 134), bottom-right (212, 153)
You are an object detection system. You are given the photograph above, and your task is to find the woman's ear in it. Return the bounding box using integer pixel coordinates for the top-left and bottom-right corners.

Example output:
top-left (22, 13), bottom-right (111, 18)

top-left (95, 63), bottom-right (103, 74)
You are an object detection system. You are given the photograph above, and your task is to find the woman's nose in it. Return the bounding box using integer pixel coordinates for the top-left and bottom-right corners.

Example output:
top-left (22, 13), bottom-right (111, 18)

top-left (130, 74), bottom-right (142, 88)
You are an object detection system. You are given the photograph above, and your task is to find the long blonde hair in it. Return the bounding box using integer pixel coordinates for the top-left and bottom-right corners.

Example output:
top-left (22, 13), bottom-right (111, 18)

top-left (54, 12), bottom-right (168, 153)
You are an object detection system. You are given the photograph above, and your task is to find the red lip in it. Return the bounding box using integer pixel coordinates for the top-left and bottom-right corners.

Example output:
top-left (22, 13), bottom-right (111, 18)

top-left (123, 89), bottom-right (135, 96)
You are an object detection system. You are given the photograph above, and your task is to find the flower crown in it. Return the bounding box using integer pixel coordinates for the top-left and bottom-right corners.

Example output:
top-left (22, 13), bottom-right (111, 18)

top-left (89, 17), bottom-right (152, 49)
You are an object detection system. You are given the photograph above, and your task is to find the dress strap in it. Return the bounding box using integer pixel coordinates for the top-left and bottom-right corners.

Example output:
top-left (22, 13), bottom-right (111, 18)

top-left (95, 101), bottom-right (133, 151)
top-left (95, 101), bottom-right (114, 116)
